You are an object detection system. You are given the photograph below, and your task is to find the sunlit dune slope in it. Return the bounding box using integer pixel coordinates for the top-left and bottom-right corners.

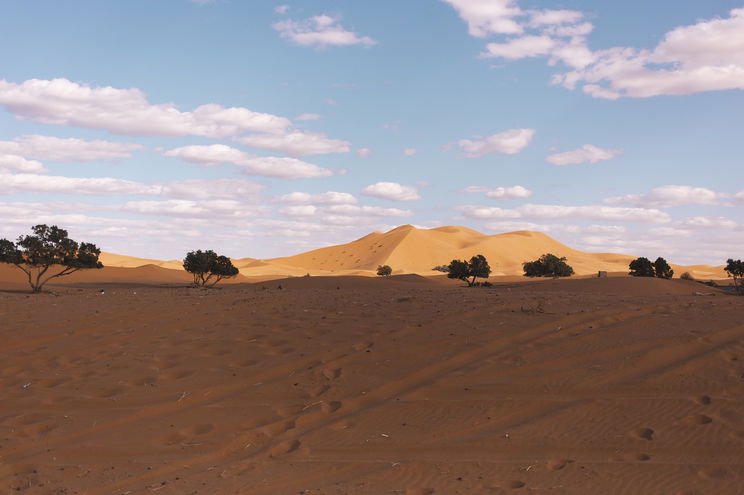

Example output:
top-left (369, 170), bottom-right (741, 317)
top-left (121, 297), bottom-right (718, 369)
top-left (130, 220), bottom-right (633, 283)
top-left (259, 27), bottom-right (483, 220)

top-left (266, 225), bottom-right (726, 278)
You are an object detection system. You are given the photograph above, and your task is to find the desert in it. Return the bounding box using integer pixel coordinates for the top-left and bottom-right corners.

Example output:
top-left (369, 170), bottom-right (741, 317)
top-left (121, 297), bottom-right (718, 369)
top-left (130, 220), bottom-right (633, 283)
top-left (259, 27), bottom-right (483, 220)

top-left (2, 225), bottom-right (744, 494)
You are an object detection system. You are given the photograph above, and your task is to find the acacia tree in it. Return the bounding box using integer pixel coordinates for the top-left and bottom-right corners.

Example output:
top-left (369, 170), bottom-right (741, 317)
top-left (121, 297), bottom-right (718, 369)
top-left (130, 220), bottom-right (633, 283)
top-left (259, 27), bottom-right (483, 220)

top-left (0, 224), bottom-right (103, 293)
top-left (629, 257), bottom-right (655, 277)
top-left (446, 254), bottom-right (491, 286)
top-left (523, 253), bottom-right (574, 278)
top-left (653, 257), bottom-right (674, 279)
top-left (183, 250), bottom-right (239, 287)
top-left (376, 265), bottom-right (392, 276)
top-left (725, 259), bottom-right (744, 295)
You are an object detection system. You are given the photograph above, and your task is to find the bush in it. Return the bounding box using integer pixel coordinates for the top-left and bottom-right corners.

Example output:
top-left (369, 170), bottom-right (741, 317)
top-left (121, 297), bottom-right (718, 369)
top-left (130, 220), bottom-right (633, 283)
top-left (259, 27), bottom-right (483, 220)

top-left (376, 265), bottom-right (392, 276)
top-left (183, 250), bottom-right (239, 287)
top-left (0, 224), bottom-right (103, 293)
top-left (680, 272), bottom-right (695, 281)
top-left (629, 257), bottom-right (655, 277)
top-left (725, 259), bottom-right (744, 295)
top-left (522, 253), bottom-right (574, 278)
top-left (446, 254), bottom-right (491, 287)
top-left (431, 265), bottom-right (450, 273)
top-left (653, 257), bottom-right (674, 279)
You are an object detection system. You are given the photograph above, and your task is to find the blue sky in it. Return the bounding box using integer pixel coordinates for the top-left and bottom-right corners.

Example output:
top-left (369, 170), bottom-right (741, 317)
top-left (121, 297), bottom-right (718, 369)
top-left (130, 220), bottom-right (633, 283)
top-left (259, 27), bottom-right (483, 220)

top-left (0, 0), bottom-right (742, 264)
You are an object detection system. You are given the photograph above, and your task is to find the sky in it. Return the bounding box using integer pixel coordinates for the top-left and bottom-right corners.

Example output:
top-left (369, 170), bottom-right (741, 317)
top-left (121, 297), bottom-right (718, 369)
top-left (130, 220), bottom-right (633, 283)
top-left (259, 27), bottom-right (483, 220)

top-left (0, 0), bottom-right (742, 265)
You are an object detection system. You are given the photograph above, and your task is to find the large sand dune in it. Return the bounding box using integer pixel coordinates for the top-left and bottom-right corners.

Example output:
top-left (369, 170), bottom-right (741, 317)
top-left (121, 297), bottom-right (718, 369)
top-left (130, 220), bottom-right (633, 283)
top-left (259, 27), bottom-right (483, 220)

top-left (1, 277), bottom-right (743, 493)
top-left (0, 226), bottom-right (727, 288)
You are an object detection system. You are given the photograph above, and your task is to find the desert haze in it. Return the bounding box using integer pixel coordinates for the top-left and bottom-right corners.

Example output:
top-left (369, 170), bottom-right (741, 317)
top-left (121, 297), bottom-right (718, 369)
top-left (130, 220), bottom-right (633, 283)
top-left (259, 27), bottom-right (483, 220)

top-left (2, 226), bottom-right (743, 494)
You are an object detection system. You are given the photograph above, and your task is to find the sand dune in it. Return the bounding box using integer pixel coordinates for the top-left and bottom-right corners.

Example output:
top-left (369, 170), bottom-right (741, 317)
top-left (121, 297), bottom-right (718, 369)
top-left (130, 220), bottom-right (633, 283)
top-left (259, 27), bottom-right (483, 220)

top-left (0, 226), bottom-right (728, 287)
top-left (2, 277), bottom-right (743, 493)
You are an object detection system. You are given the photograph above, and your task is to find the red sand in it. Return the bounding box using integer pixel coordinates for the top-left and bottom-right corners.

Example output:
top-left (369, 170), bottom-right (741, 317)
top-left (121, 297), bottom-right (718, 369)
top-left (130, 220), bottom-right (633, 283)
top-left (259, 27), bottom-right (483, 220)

top-left (1, 276), bottom-right (743, 494)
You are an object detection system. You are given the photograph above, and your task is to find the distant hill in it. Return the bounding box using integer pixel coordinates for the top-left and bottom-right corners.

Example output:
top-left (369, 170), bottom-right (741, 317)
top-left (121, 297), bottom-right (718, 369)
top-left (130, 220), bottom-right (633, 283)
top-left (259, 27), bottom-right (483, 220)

top-left (0, 226), bottom-right (727, 285)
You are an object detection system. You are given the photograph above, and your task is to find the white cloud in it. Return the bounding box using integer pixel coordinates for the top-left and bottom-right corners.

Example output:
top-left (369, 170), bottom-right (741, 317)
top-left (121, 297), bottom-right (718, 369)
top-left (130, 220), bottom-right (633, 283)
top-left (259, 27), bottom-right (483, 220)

top-left (441, 0), bottom-right (523, 37)
top-left (273, 15), bottom-right (377, 47)
top-left (604, 185), bottom-right (722, 208)
top-left (236, 130), bottom-right (350, 157)
top-left (361, 181), bottom-right (421, 201)
top-left (553, 8), bottom-right (744, 98)
top-left (679, 216), bottom-right (737, 230)
top-left (164, 144), bottom-right (336, 179)
top-left (403, 148), bottom-right (417, 156)
top-left (121, 199), bottom-right (265, 218)
top-left (734, 190), bottom-right (744, 205)
top-left (274, 191), bottom-right (357, 205)
top-left (458, 203), bottom-right (670, 223)
top-left (460, 184), bottom-right (532, 199)
top-left (159, 179), bottom-right (265, 200)
top-left (295, 113), bottom-right (320, 121)
top-left (357, 147), bottom-right (372, 158)
top-left (0, 173), bottom-right (264, 200)
top-left (528, 9), bottom-right (584, 27)
top-left (325, 204), bottom-right (413, 217)
top-left (546, 144), bottom-right (623, 165)
top-left (0, 135), bottom-right (143, 162)
top-left (0, 78), bottom-right (291, 138)
top-left (281, 205), bottom-right (318, 217)
top-left (457, 128), bottom-right (534, 158)
top-left (482, 35), bottom-right (556, 59)
top-left (275, 4), bottom-right (289, 14)
top-left (0, 154), bottom-right (45, 173)
top-left (0, 173), bottom-right (154, 196)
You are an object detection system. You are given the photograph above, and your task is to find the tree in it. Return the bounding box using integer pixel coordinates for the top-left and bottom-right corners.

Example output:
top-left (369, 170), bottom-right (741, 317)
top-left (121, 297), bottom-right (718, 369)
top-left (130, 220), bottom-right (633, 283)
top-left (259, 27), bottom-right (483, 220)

top-left (653, 257), bottom-right (674, 279)
top-left (446, 254), bottom-right (491, 287)
top-left (376, 265), bottom-right (392, 276)
top-left (522, 253), bottom-right (574, 278)
top-left (431, 265), bottom-right (450, 273)
top-left (629, 257), bottom-right (655, 277)
top-left (725, 259), bottom-right (744, 295)
top-left (183, 250), bottom-right (239, 287)
top-left (0, 224), bottom-right (103, 293)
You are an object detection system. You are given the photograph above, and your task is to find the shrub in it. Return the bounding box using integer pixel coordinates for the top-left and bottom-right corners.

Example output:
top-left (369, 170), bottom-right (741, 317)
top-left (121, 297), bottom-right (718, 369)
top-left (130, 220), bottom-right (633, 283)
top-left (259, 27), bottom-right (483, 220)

top-left (629, 257), bottom-right (655, 277)
top-left (522, 253), bottom-right (574, 278)
top-left (0, 224), bottom-right (103, 293)
top-left (432, 265), bottom-right (450, 273)
top-left (446, 254), bottom-right (491, 287)
top-left (653, 257), bottom-right (674, 279)
top-left (376, 265), bottom-right (392, 276)
top-left (680, 272), bottom-right (695, 281)
top-left (725, 259), bottom-right (744, 295)
top-left (183, 250), bottom-right (239, 287)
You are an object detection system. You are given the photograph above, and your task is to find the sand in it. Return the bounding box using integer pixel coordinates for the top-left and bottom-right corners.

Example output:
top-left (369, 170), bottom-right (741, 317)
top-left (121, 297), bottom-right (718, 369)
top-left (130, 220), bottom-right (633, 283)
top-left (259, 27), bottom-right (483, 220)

top-left (2, 275), bottom-right (743, 494)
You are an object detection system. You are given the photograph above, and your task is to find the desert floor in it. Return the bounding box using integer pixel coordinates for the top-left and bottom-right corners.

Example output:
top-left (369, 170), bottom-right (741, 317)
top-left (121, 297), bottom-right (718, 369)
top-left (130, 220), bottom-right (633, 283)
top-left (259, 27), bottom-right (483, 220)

top-left (1, 276), bottom-right (743, 494)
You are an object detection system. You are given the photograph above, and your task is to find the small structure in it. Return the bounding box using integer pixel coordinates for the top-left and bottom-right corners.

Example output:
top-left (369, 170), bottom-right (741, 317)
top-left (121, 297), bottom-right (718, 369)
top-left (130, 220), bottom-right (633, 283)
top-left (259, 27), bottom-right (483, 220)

top-left (597, 271), bottom-right (608, 278)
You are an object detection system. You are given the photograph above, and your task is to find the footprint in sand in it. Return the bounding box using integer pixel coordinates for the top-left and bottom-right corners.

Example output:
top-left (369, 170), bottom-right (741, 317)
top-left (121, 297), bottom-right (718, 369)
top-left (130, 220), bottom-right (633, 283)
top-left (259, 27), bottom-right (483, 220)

top-left (269, 438), bottom-right (301, 457)
top-left (308, 384), bottom-right (330, 397)
top-left (631, 428), bottom-right (655, 441)
top-left (547, 459), bottom-right (574, 470)
top-left (321, 400), bottom-right (342, 414)
top-left (179, 424), bottom-right (213, 436)
top-left (491, 480), bottom-right (525, 489)
top-left (680, 414), bottom-right (713, 425)
top-left (697, 466), bottom-right (729, 480)
top-left (322, 368), bottom-right (342, 380)
top-left (695, 395), bottom-right (712, 405)
top-left (262, 419), bottom-right (295, 437)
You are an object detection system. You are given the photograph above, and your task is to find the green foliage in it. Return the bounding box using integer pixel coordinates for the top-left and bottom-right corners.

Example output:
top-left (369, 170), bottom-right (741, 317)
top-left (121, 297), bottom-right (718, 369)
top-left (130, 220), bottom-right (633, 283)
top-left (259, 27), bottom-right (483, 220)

top-left (522, 253), bottom-right (574, 278)
top-left (183, 249), bottom-right (239, 287)
top-left (680, 272), bottom-right (694, 281)
top-left (0, 224), bottom-right (103, 293)
top-left (629, 257), bottom-right (655, 277)
top-left (446, 254), bottom-right (491, 287)
top-left (725, 258), bottom-right (744, 295)
top-left (431, 265), bottom-right (450, 273)
top-left (653, 257), bottom-right (674, 279)
top-left (376, 264), bottom-right (392, 276)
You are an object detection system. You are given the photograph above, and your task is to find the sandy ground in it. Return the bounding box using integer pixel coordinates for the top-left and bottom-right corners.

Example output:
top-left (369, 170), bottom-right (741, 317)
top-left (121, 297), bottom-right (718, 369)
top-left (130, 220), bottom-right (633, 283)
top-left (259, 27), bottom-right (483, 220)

top-left (1, 276), bottom-right (743, 494)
